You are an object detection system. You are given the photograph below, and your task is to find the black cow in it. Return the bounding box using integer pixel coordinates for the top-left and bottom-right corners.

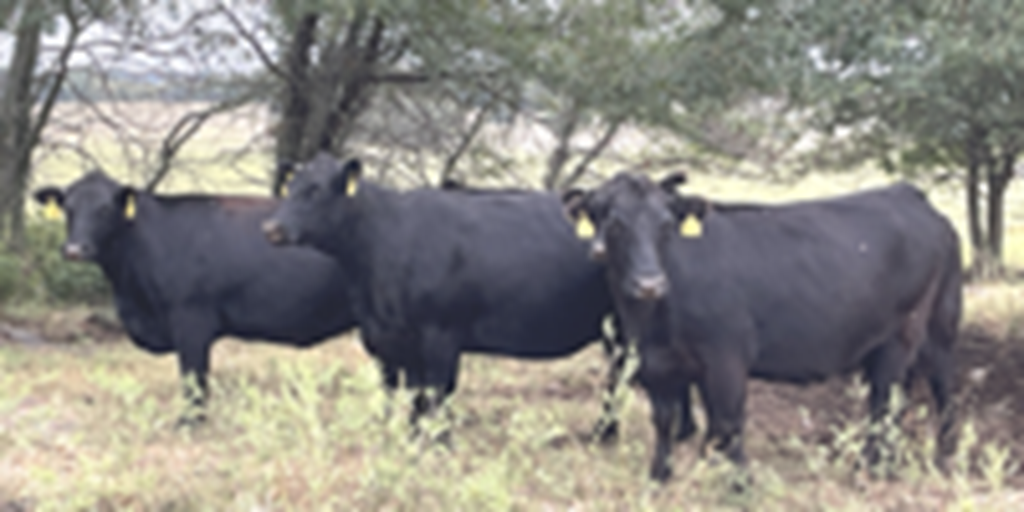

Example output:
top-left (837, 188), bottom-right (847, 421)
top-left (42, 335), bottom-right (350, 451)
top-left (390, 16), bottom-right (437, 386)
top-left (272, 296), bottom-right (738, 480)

top-left (33, 171), bottom-right (357, 424)
top-left (261, 153), bottom-right (645, 439)
top-left (563, 172), bottom-right (962, 481)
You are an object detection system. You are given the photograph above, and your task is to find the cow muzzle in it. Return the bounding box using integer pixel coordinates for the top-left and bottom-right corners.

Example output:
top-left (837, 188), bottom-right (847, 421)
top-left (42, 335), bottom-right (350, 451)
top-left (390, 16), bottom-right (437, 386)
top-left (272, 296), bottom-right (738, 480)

top-left (62, 243), bottom-right (92, 262)
top-left (589, 238), bottom-right (607, 262)
top-left (261, 219), bottom-right (290, 246)
top-left (630, 274), bottom-right (668, 301)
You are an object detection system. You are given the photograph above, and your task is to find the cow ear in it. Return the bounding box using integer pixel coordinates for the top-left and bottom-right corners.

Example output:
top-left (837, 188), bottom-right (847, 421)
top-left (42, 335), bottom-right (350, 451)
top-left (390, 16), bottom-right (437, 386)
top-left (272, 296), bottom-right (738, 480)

top-left (669, 196), bottom-right (708, 239)
top-left (331, 159), bottom-right (362, 197)
top-left (560, 189), bottom-right (596, 240)
top-left (274, 161), bottom-right (295, 198)
top-left (117, 187), bottom-right (138, 220)
top-left (659, 172), bottom-right (687, 193)
top-left (441, 178), bottom-right (464, 190)
top-left (34, 187), bottom-right (65, 221)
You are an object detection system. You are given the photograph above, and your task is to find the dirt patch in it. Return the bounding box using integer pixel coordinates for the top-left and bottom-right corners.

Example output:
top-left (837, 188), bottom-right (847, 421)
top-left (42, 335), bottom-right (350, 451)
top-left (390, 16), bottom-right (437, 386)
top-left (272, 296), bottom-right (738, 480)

top-left (742, 325), bottom-right (1024, 479)
top-left (0, 309), bottom-right (123, 346)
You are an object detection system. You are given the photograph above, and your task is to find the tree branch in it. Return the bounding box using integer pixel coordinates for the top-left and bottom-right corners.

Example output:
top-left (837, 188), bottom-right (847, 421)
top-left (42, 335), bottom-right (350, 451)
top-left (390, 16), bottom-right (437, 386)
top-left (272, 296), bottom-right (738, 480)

top-left (441, 103), bottom-right (492, 184)
top-left (23, 0), bottom-right (83, 166)
top-left (145, 94), bottom-right (257, 192)
top-left (560, 118), bottom-right (623, 190)
top-left (216, 2), bottom-right (292, 84)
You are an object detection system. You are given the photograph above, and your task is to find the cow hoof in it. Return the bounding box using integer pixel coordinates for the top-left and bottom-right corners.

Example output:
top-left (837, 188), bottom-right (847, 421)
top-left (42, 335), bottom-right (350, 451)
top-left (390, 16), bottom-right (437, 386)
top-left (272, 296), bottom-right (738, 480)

top-left (591, 421), bottom-right (620, 446)
top-left (434, 429), bottom-right (454, 450)
top-left (649, 463), bottom-right (673, 482)
top-left (727, 469), bottom-right (753, 494)
top-left (175, 412), bottom-right (207, 429)
top-left (675, 422), bottom-right (697, 443)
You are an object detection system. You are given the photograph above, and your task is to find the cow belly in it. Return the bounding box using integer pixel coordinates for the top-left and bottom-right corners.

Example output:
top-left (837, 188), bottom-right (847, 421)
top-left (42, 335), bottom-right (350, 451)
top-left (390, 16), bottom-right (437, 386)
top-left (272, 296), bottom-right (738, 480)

top-left (464, 319), bottom-right (601, 359)
top-left (119, 313), bottom-right (174, 354)
top-left (226, 316), bottom-right (353, 347)
top-left (749, 322), bottom-right (899, 384)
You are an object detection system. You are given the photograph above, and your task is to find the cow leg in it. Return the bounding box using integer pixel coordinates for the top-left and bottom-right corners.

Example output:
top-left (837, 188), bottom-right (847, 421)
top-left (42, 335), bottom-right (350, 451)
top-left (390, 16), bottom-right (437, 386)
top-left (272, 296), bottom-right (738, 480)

top-left (636, 343), bottom-right (692, 481)
top-left (926, 271), bottom-right (962, 467)
top-left (410, 327), bottom-right (461, 444)
top-left (592, 331), bottom-right (627, 444)
top-left (380, 361), bottom-right (400, 422)
top-left (675, 383), bottom-right (698, 443)
top-left (648, 392), bottom-right (680, 482)
top-left (169, 309), bottom-right (217, 428)
top-left (862, 341), bottom-right (910, 468)
top-left (696, 354), bottom-right (747, 465)
top-left (919, 344), bottom-right (957, 466)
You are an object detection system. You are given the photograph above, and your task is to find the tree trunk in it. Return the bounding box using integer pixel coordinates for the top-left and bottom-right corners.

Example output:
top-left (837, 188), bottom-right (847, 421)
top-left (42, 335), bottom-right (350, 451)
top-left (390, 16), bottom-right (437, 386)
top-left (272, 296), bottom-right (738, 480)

top-left (273, 12), bottom-right (319, 196)
top-left (320, 9), bottom-right (379, 156)
top-left (543, 102), bottom-right (580, 190)
top-left (0, 12), bottom-right (42, 250)
top-left (964, 129), bottom-right (992, 276)
top-left (985, 151), bottom-right (1016, 275)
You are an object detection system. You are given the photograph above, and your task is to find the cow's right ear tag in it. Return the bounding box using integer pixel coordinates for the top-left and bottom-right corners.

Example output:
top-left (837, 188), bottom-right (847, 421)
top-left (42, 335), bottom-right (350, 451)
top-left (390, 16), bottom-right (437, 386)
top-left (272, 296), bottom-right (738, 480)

top-left (43, 197), bottom-right (62, 221)
top-left (124, 194), bottom-right (137, 220)
top-left (281, 171), bottom-right (294, 197)
top-left (575, 212), bottom-right (596, 239)
top-left (345, 174), bottom-right (359, 197)
top-left (680, 214), bottom-right (702, 238)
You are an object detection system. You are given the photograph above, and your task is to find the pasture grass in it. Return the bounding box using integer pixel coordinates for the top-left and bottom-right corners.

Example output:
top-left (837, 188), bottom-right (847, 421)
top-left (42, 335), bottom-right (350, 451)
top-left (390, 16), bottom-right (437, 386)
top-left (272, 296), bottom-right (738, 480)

top-left (1, 328), bottom-right (1022, 510)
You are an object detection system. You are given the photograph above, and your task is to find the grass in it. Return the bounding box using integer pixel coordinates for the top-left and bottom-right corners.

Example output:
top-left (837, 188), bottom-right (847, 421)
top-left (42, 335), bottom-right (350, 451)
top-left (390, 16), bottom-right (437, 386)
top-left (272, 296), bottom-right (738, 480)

top-left (1, 327), bottom-right (1023, 510)
top-left (5, 102), bottom-right (1024, 509)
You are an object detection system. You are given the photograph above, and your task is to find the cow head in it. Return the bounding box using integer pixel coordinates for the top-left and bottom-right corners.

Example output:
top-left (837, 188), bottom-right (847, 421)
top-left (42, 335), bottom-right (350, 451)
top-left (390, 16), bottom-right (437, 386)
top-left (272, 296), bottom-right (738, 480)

top-left (33, 171), bottom-right (138, 262)
top-left (262, 152), bottom-right (362, 249)
top-left (562, 172), bottom-right (707, 305)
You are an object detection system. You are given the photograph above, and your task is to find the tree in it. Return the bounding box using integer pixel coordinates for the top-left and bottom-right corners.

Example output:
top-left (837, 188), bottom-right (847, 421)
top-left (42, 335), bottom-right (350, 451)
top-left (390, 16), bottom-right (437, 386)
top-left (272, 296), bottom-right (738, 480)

top-left (732, 0), bottom-right (1024, 274)
top-left (0, 0), bottom-right (88, 248)
top-left (223, 0), bottom-right (745, 191)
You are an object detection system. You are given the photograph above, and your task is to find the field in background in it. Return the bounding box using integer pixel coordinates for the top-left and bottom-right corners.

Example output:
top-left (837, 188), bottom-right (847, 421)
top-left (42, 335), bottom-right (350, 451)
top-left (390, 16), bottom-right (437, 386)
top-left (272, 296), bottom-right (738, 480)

top-left (3, 102), bottom-right (1024, 509)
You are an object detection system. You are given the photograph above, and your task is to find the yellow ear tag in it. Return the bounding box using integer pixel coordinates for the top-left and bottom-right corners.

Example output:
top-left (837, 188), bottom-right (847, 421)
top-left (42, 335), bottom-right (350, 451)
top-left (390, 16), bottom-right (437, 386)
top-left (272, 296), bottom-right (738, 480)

top-left (575, 212), bottom-right (596, 239)
top-left (281, 172), bottom-right (294, 197)
top-left (680, 214), bottom-right (702, 238)
top-left (345, 175), bottom-right (359, 197)
top-left (124, 194), bottom-right (136, 220)
top-left (43, 197), bottom-right (63, 221)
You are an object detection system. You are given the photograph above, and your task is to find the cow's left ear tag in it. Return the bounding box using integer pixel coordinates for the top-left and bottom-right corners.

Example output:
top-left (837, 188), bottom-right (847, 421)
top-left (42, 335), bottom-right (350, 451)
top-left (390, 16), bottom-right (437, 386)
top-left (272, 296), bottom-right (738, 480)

top-left (124, 194), bottom-right (137, 220)
top-left (345, 174), bottom-right (359, 197)
top-left (575, 212), bottom-right (596, 239)
top-left (680, 214), bottom-right (702, 238)
top-left (43, 197), bottom-right (62, 221)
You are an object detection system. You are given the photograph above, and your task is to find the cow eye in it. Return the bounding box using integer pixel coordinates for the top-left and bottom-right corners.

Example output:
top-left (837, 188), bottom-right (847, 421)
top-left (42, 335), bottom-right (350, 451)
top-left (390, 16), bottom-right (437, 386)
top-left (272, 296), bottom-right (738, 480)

top-left (300, 185), bottom-right (318, 200)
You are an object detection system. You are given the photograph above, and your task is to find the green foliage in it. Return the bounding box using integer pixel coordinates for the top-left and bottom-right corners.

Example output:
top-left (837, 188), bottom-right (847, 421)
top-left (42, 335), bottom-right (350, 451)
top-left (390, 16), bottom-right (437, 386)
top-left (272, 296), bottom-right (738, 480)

top-left (0, 251), bottom-right (23, 304)
top-left (27, 222), bottom-right (110, 305)
top-left (0, 221), bottom-right (110, 307)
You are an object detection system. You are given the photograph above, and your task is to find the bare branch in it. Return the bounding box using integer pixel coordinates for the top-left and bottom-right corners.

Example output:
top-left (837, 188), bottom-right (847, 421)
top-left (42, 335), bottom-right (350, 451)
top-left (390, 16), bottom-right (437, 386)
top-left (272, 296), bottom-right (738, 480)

top-left (215, 2), bottom-right (291, 83)
top-left (441, 104), bottom-right (492, 184)
top-left (23, 0), bottom-right (84, 169)
top-left (145, 94), bottom-right (259, 192)
top-left (560, 118), bottom-right (622, 190)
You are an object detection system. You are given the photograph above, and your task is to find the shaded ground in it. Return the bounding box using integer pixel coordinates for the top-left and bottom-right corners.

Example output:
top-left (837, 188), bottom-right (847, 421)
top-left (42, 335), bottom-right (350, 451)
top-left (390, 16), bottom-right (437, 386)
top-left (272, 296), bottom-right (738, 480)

top-left (744, 325), bottom-right (1023, 480)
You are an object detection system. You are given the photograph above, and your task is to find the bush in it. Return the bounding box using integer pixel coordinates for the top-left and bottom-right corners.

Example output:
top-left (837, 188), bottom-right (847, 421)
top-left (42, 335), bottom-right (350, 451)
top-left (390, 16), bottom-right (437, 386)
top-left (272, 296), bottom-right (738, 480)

top-left (0, 222), bottom-right (111, 307)
top-left (0, 251), bottom-right (23, 304)
top-left (28, 222), bottom-right (111, 305)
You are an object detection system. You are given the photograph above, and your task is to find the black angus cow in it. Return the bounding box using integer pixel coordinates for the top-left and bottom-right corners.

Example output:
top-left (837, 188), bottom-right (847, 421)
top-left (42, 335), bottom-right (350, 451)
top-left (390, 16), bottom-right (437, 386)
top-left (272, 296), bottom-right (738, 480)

top-left (563, 172), bottom-right (962, 481)
top-left (261, 153), bottom-right (667, 440)
top-left (34, 171), bottom-right (357, 424)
